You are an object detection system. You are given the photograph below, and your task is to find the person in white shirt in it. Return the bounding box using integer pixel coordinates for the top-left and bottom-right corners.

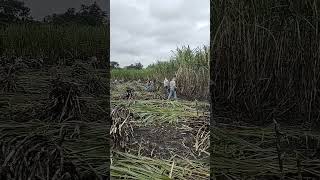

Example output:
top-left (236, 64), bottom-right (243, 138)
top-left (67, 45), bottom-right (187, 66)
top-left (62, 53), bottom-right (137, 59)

top-left (163, 78), bottom-right (169, 96)
top-left (168, 77), bottom-right (177, 100)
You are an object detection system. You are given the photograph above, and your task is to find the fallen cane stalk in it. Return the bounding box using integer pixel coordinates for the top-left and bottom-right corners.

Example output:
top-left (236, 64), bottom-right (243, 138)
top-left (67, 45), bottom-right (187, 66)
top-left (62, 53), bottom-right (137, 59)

top-left (169, 160), bottom-right (175, 179)
top-left (296, 152), bottom-right (302, 180)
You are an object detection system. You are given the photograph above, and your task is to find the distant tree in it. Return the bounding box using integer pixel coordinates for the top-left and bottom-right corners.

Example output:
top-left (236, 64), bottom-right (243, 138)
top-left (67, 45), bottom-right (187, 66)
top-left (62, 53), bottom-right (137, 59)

top-left (135, 62), bottom-right (143, 69)
top-left (126, 62), bottom-right (143, 70)
top-left (44, 2), bottom-right (107, 26)
top-left (65, 8), bottom-right (76, 16)
top-left (0, 0), bottom-right (32, 24)
top-left (110, 61), bottom-right (120, 69)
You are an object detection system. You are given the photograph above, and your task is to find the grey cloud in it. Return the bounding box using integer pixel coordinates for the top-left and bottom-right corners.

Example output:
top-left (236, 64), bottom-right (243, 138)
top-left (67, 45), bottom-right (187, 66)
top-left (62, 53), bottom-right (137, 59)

top-left (111, 0), bottom-right (209, 67)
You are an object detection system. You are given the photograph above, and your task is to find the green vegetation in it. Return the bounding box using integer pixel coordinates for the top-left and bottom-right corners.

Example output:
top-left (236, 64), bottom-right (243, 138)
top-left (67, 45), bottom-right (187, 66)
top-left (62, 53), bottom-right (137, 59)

top-left (111, 68), bottom-right (152, 81)
top-left (0, 24), bottom-right (108, 64)
top-left (0, 1), bottom-right (108, 64)
top-left (110, 45), bottom-right (209, 179)
top-left (111, 45), bottom-right (209, 99)
top-left (111, 151), bottom-right (209, 180)
top-left (112, 99), bottom-right (204, 124)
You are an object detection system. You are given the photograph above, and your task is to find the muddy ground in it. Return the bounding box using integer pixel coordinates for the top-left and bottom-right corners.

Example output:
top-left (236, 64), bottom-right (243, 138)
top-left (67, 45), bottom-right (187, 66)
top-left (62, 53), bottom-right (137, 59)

top-left (128, 121), bottom-right (209, 160)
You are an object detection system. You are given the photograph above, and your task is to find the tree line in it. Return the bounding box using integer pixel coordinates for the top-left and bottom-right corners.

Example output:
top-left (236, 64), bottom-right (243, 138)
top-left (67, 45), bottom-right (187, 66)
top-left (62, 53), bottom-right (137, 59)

top-left (0, 0), bottom-right (108, 26)
top-left (110, 61), bottom-right (144, 70)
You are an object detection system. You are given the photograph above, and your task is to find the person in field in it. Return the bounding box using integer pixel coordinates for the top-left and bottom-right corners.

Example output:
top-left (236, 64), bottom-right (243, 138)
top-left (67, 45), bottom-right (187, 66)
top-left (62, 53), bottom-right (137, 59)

top-left (144, 80), bottom-right (150, 91)
top-left (144, 80), bottom-right (154, 92)
top-left (163, 78), bottom-right (169, 97)
top-left (168, 77), bottom-right (177, 100)
top-left (125, 87), bottom-right (134, 100)
top-left (149, 80), bottom-right (155, 92)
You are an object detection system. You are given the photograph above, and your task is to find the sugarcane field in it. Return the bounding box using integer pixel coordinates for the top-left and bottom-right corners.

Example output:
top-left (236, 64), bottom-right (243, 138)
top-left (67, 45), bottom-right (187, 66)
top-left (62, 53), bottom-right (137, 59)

top-left (4, 0), bottom-right (320, 179)
top-left (110, 45), bottom-right (210, 179)
top-left (0, 2), bottom-right (110, 179)
top-left (211, 1), bottom-right (320, 179)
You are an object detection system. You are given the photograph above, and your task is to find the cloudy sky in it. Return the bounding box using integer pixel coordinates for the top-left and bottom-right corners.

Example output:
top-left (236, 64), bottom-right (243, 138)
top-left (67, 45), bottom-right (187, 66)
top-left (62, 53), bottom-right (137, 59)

top-left (111, 0), bottom-right (209, 67)
top-left (23, 0), bottom-right (108, 20)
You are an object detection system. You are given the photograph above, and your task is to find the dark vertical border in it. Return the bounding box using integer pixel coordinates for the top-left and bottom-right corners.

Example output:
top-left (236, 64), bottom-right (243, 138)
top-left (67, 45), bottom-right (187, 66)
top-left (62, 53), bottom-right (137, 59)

top-left (106, 0), bottom-right (111, 179)
top-left (210, 0), bottom-right (213, 177)
top-left (210, 0), bottom-right (224, 178)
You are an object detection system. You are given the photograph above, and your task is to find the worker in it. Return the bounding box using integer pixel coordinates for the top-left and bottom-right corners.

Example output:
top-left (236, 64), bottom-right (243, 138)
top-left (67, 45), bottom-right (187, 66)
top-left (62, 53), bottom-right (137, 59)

top-left (125, 87), bottom-right (134, 99)
top-left (144, 80), bottom-right (150, 91)
top-left (149, 80), bottom-right (155, 92)
top-left (168, 77), bottom-right (177, 100)
top-left (163, 78), bottom-right (169, 97)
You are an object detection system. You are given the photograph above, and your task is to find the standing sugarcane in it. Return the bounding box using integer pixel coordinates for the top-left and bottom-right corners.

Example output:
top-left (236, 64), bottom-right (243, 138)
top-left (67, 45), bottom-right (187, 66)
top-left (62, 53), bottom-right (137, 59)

top-left (273, 119), bottom-right (284, 179)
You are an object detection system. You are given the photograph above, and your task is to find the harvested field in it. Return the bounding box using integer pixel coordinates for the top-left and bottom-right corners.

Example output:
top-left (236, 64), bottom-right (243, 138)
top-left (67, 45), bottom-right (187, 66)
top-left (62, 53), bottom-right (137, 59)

top-left (110, 81), bottom-right (210, 179)
top-left (212, 123), bottom-right (320, 179)
top-left (0, 56), bottom-right (109, 179)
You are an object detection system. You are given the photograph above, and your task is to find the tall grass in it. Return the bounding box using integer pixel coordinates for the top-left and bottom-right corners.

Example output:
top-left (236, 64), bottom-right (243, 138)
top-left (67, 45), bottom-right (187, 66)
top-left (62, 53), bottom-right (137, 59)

top-left (111, 68), bottom-right (152, 81)
top-left (112, 46), bottom-right (209, 100)
top-left (0, 23), bottom-right (108, 64)
top-left (212, 0), bottom-right (320, 127)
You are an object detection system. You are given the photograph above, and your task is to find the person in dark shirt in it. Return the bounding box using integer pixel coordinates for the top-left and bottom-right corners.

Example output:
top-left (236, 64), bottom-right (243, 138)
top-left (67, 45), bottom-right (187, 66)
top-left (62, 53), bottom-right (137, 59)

top-left (125, 87), bottom-right (134, 99)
